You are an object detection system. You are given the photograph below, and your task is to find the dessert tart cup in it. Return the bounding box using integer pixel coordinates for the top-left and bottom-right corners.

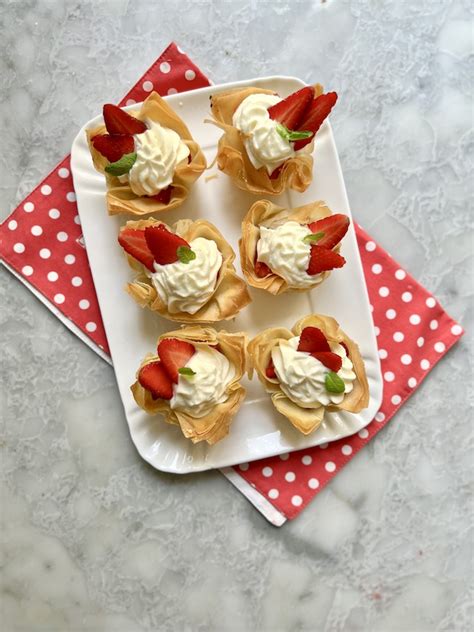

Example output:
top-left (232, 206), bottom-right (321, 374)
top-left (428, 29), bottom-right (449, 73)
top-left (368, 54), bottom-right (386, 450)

top-left (240, 199), bottom-right (349, 295)
top-left (87, 92), bottom-right (206, 216)
top-left (208, 83), bottom-right (336, 195)
top-left (118, 217), bottom-right (251, 323)
top-left (131, 327), bottom-right (247, 445)
top-left (248, 314), bottom-right (369, 435)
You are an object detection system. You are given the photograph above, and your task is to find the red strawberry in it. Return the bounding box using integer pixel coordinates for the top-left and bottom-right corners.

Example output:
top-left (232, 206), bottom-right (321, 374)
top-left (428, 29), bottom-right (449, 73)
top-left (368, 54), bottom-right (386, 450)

top-left (151, 186), bottom-right (172, 205)
top-left (297, 327), bottom-right (330, 353)
top-left (92, 133), bottom-right (134, 162)
top-left (311, 351), bottom-right (342, 372)
top-left (157, 338), bottom-right (196, 384)
top-left (138, 361), bottom-right (173, 400)
top-left (307, 214), bottom-right (350, 250)
top-left (265, 357), bottom-right (277, 379)
top-left (340, 342), bottom-right (350, 358)
top-left (269, 164), bottom-right (283, 180)
top-left (268, 86), bottom-right (314, 130)
top-left (293, 92), bottom-right (338, 150)
top-left (144, 225), bottom-right (189, 265)
top-left (307, 245), bottom-right (346, 275)
top-left (255, 259), bottom-right (272, 278)
top-left (118, 227), bottom-right (155, 272)
top-left (103, 104), bottom-right (147, 135)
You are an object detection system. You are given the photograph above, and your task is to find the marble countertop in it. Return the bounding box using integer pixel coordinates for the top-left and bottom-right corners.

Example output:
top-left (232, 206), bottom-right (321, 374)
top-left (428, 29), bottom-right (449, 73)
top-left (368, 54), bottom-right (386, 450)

top-left (1, 1), bottom-right (472, 630)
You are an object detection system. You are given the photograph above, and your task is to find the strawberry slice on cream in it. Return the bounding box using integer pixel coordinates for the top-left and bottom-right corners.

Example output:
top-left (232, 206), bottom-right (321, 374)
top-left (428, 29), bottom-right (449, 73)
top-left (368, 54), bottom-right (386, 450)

top-left (92, 103), bottom-right (189, 197)
top-left (138, 338), bottom-right (236, 418)
top-left (232, 86), bottom-right (337, 176)
top-left (255, 213), bottom-right (349, 287)
top-left (118, 224), bottom-right (222, 315)
top-left (266, 326), bottom-right (356, 408)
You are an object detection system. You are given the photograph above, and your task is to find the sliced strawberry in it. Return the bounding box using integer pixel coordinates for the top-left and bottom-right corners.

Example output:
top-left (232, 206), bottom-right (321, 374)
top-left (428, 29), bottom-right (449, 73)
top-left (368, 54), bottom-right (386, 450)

top-left (138, 361), bottom-right (173, 400)
top-left (297, 327), bottom-right (330, 353)
top-left (293, 92), bottom-right (338, 150)
top-left (144, 225), bottom-right (189, 265)
top-left (118, 227), bottom-right (155, 272)
top-left (150, 186), bottom-right (172, 205)
top-left (158, 338), bottom-right (196, 384)
top-left (92, 133), bottom-right (134, 162)
top-left (265, 357), bottom-right (277, 379)
top-left (103, 104), bottom-right (147, 135)
top-left (307, 245), bottom-right (346, 275)
top-left (307, 214), bottom-right (350, 250)
top-left (311, 351), bottom-right (342, 372)
top-left (268, 86), bottom-right (314, 129)
top-left (255, 259), bottom-right (272, 278)
top-left (340, 342), bottom-right (350, 358)
top-left (269, 164), bottom-right (283, 180)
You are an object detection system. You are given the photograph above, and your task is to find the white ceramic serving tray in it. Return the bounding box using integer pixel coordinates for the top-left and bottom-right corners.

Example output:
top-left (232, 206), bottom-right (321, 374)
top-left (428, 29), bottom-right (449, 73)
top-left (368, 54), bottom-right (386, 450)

top-left (70, 76), bottom-right (383, 474)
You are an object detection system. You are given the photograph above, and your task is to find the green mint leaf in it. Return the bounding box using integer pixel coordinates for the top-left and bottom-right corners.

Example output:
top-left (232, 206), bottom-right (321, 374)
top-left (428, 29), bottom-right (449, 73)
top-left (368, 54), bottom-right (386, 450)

top-left (105, 152), bottom-right (137, 176)
top-left (178, 367), bottom-right (196, 377)
top-left (303, 231), bottom-right (325, 244)
top-left (276, 123), bottom-right (313, 142)
top-left (177, 246), bottom-right (196, 264)
top-left (325, 371), bottom-right (345, 393)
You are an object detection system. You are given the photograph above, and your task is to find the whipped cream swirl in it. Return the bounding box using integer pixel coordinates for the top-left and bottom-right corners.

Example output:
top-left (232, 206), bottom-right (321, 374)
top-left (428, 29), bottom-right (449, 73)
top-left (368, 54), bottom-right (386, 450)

top-left (126, 119), bottom-right (190, 196)
top-left (257, 221), bottom-right (323, 287)
top-left (170, 347), bottom-right (235, 417)
top-left (271, 336), bottom-right (356, 407)
top-left (232, 93), bottom-right (298, 174)
top-left (148, 237), bottom-right (222, 314)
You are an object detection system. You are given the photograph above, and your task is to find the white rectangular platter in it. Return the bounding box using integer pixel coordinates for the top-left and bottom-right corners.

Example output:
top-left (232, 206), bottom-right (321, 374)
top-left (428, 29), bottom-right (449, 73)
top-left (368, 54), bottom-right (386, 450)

top-left (70, 76), bottom-right (383, 474)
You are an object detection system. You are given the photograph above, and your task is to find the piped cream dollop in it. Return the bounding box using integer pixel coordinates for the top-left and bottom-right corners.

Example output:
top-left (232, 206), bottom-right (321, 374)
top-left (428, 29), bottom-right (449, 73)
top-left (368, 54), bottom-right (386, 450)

top-left (257, 221), bottom-right (323, 287)
top-left (170, 347), bottom-right (235, 417)
top-left (148, 237), bottom-right (222, 314)
top-left (126, 119), bottom-right (190, 196)
top-left (232, 93), bottom-right (297, 174)
top-left (271, 336), bottom-right (356, 407)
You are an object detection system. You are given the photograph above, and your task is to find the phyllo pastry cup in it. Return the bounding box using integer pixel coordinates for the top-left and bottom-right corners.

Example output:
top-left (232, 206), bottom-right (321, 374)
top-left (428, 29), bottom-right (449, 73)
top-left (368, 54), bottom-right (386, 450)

top-left (119, 217), bottom-right (251, 323)
top-left (209, 85), bottom-right (324, 196)
top-left (131, 326), bottom-right (247, 445)
top-left (240, 199), bottom-right (348, 295)
top-left (248, 314), bottom-right (369, 435)
top-left (86, 92), bottom-right (206, 216)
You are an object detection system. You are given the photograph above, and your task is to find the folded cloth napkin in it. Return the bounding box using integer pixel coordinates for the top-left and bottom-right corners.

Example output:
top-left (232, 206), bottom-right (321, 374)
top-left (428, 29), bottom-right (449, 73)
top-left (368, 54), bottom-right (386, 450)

top-left (0, 42), bottom-right (463, 525)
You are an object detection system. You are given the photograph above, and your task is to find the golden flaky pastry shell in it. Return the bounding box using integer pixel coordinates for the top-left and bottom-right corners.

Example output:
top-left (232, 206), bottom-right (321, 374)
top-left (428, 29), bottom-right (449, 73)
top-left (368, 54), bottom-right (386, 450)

top-left (208, 84), bottom-right (323, 196)
top-left (122, 217), bottom-right (251, 323)
top-left (248, 314), bottom-right (370, 435)
top-left (131, 327), bottom-right (247, 445)
top-left (86, 92), bottom-right (206, 216)
top-left (240, 199), bottom-right (342, 295)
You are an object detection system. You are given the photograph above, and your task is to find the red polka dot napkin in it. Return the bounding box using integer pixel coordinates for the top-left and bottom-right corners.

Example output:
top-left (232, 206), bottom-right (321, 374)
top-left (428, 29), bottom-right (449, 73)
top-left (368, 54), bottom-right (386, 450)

top-left (0, 42), bottom-right (464, 525)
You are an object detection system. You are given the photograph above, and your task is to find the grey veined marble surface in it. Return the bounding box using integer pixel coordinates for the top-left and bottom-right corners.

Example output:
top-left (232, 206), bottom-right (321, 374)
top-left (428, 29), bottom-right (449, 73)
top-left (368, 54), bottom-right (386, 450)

top-left (1, 1), bottom-right (473, 631)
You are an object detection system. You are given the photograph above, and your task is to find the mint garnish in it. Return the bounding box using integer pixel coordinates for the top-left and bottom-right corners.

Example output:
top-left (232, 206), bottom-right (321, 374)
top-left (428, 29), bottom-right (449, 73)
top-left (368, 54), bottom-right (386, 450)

top-left (177, 246), bottom-right (196, 264)
top-left (276, 123), bottom-right (313, 142)
top-left (105, 152), bottom-right (137, 176)
top-left (303, 231), bottom-right (325, 244)
top-left (325, 371), bottom-right (345, 393)
top-left (178, 367), bottom-right (196, 377)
